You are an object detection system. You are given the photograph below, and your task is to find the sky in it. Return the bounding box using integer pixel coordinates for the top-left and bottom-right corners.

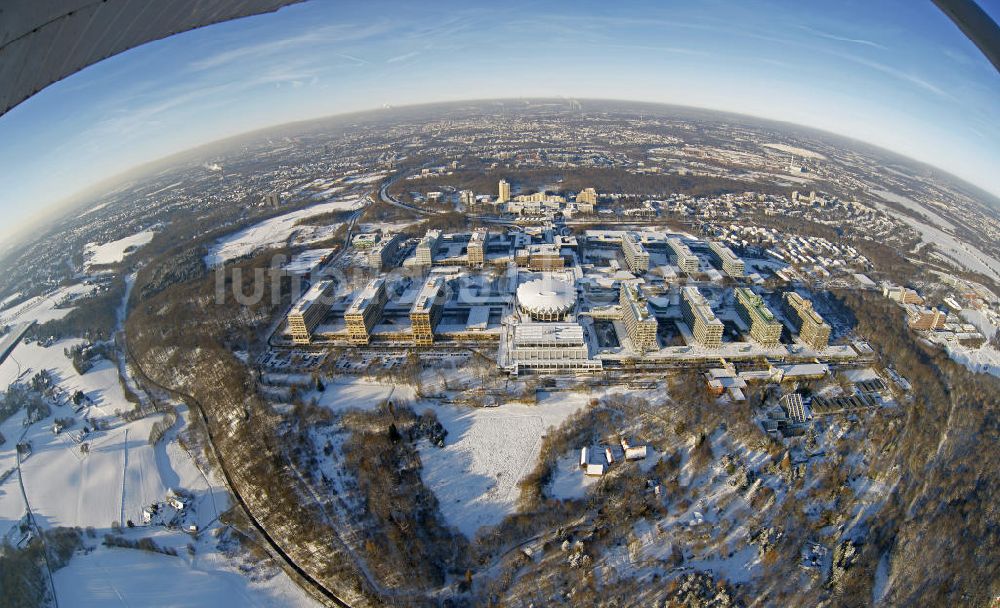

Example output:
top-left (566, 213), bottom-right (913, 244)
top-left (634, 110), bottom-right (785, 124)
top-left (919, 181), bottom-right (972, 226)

top-left (0, 0), bottom-right (998, 242)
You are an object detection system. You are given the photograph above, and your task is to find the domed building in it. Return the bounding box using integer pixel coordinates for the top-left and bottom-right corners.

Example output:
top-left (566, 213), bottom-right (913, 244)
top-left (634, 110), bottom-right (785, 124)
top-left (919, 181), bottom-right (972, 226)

top-left (517, 277), bottom-right (577, 321)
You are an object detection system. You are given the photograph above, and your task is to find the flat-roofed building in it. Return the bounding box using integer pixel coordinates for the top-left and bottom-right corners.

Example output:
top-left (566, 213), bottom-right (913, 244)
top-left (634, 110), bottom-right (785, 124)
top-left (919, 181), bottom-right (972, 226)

top-left (415, 229), bottom-right (441, 266)
top-left (780, 393), bottom-right (809, 423)
top-left (287, 280), bottom-right (334, 344)
top-left (736, 287), bottom-right (782, 346)
top-left (782, 292), bottom-right (831, 350)
top-left (468, 228), bottom-right (488, 268)
top-left (410, 276), bottom-right (446, 345)
top-left (527, 244), bottom-right (564, 271)
top-left (668, 237), bottom-right (699, 274)
top-left (681, 286), bottom-right (723, 347)
top-left (907, 307), bottom-right (946, 331)
top-left (708, 240), bottom-right (745, 277)
top-left (510, 323), bottom-right (602, 373)
top-left (367, 233), bottom-right (400, 271)
top-left (622, 232), bottom-right (650, 274)
top-left (620, 282), bottom-right (658, 352)
top-left (345, 278), bottom-right (387, 344)
top-left (883, 285), bottom-right (924, 305)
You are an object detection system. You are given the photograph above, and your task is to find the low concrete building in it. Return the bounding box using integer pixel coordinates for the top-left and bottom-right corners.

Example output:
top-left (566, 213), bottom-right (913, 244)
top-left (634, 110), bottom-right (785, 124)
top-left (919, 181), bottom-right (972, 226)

top-left (510, 323), bottom-right (602, 373)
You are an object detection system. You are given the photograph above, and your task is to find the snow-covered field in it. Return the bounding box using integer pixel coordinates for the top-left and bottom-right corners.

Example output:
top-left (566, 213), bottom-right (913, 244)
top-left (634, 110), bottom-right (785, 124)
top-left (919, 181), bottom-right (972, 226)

top-left (52, 538), bottom-right (314, 608)
top-left (0, 335), bottom-right (320, 606)
top-left (83, 230), bottom-right (156, 269)
top-left (309, 379), bottom-right (414, 412)
top-left (418, 390), bottom-right (591, 537)
top-left (0, 283), bottom-right (96, 326)
top-left (873, 190), bottom-right (1000, 282)
top-left (761, 143), bottom-right (826, 159)
top-left (205, 198), bottom-right (366, 266)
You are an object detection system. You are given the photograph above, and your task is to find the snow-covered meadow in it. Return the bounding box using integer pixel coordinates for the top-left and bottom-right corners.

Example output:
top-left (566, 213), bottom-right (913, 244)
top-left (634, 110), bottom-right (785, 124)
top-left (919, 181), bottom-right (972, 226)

top-left (83, 230), bottom-right (156, 269)
top-left (205, 197), bottom-right (366, 266)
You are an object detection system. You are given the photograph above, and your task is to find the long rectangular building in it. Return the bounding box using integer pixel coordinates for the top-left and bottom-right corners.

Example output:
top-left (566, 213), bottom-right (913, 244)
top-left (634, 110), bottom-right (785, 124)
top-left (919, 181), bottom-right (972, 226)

top-left (620, 282), bottom-right (658, 352)
top-left (668, 238), bottom-right (699, 274)
top-left (708, 240), bottom-right (745, 277)
top-left (345, 278), bottom-right (387, 344)
top-left (287, 280), bottom-right (334, 344)
top-left (736, 287), bottom-right (782, 346)
top-left (782, 292), bottom-right (831, 350)
top-left (681, 286), bottom-right (723, 347)
top-left (622, 233), bottom-right (650, 273)
top-left (410, 276), bottom-right (446, 345)
top-left (511, 323), bottom-right (602, 373)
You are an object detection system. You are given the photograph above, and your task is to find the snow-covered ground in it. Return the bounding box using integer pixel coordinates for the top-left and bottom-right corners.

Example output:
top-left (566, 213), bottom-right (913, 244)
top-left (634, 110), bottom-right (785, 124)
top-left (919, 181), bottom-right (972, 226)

top-left (205, 198), bottom-right (366, 266)
top-left (0, 283), bottom-right (96, 326)
top-left (418, 390), bottom-right (591, 537)
top-left (945, 343), bottom-right (1000, 378)
top-left (307, 379), bottom-right (415, 412)
top-left (83, 230), bottom-right (156, 269)
top-left (0, 335), bottom-right (320, 606)
top-left (52, 536), bottom-right (315, 608)
top-left (761, 143), bottom-right (826, 159)
top-left (549, 453), bottom-right (598, 500)
top-left (873, 190), bottom-right (1000, 282)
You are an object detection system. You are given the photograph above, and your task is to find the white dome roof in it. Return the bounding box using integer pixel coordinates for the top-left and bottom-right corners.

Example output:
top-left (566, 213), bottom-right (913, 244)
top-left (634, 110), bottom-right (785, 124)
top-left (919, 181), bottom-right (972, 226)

top-left (517, 277), bottom-right (577, 316)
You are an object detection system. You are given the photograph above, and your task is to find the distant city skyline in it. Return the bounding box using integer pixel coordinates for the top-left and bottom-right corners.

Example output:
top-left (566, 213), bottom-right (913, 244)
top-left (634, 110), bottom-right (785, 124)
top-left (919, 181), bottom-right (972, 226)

top-left (0, 0), bottom-right (998, 243)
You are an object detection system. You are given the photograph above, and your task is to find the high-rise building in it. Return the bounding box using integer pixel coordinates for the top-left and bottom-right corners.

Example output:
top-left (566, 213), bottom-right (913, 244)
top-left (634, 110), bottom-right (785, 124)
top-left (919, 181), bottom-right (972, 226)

top-left (622, 233), bottom-right (650, 274)
top-left (410, 276), bottom-right (446, 345)
top-left (261, 192), bottom-right (281, 208)
top-left (576, 187), bottom-right (598, 205)
top-left (668, 237), bottom-right (699, 274)
top-left (498, 179), bottom-right (511, 203)
top-left (735, 287), bottom-right (782, 346)
top-left (415, 229), bottom-right (441, 266)
top-left (681, 286), bottom-right (723, 347)
top-left (460, 190), bottom-right (476, 206)
top-left (367, 233), bottom-right (400, 271)
top-left (708, 241), bottom-right (745, 277)
top-left (468, 228), bottom-right (488, 268)
top-left (287, 280), bottom-right (334, 344)
top-left (345, 278), bottom-right (387, 345)
top-left (782, 292), bottom-right (831, 350)
top-left (620, 282), bottom-right (658, 352)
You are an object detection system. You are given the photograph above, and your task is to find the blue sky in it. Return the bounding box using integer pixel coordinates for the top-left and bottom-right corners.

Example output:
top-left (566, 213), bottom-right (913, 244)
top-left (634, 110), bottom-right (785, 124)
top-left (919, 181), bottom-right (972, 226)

top-left (0, 0), bottom-right (998, 241)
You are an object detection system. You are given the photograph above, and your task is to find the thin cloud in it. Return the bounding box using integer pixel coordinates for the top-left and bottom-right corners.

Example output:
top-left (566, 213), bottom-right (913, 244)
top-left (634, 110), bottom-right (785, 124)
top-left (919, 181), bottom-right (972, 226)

top-left (798, 25), bottom-right (888, 50)
top-left (189, 22), bottom-right (391, 71)
top-left (386, 51), bottom-right (419, 63)
top-left (838, 53), bottom-right (956, 101)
